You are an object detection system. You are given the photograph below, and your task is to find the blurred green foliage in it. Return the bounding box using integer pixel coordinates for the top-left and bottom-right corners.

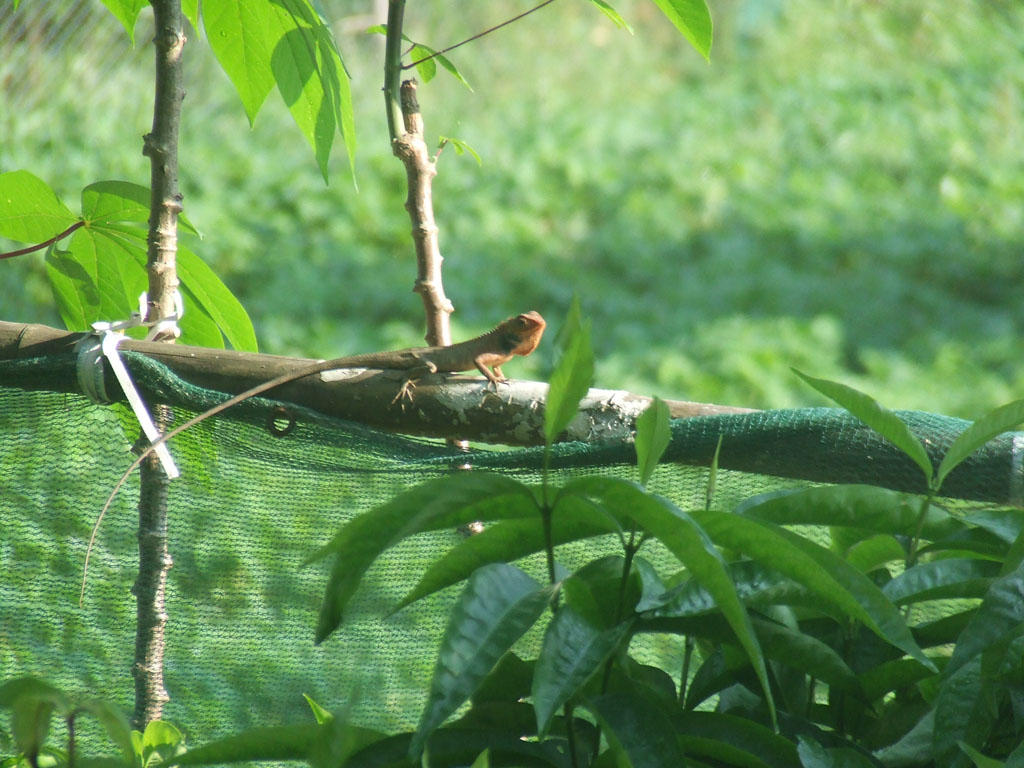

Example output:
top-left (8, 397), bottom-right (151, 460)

top-left (1, 0), bottom-right (1022, 416)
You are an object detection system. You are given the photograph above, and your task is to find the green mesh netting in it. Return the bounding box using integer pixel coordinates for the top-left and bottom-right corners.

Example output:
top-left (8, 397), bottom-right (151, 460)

top-left (0, 351), bottom-right (1018, 754)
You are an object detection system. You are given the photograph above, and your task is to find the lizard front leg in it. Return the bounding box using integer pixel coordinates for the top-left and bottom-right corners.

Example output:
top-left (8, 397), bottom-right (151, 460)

top-left (474, 359), bottom-right (506, 391)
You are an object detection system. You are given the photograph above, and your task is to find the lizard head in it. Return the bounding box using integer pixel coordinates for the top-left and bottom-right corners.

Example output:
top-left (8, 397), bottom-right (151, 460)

top-left (502, 311), bottom-right (546, 356)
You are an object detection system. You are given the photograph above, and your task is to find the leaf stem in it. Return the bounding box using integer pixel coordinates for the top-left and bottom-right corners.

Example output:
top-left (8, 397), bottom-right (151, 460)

top-left (402, 0), bottom-right (559, 70)
top-left (0, 221), bottom-right (84, 260)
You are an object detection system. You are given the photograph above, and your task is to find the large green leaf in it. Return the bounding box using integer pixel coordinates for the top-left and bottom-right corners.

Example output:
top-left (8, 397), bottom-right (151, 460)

top-left (883, 559), bottom-right (1000, 607)
top-left (585, 691), bottom-right (685, 767)
top-left (691, 509), bottom-right (935, 670)
top-left (934, 656), bottom-right (993, 768)
top-left (545, 298), bottom-right (594, 444)
top-left (737, 485), bottom-right (961, 541)
top-left (410, 564), bottom-right (551, 759)
top-left (310, 473), bottom-right (537, 642)
top-left (794, 370), bottom-right (934, 484)
top-left (532, 607), bottom-right (631, 736)
top-left (751, 617), bottom-right (863, 696)
top-left (80, 180), bottom-right (200, 236)
top-left (565, 476), bottom-right (777, 727)
top-left (649, 0), bottom-right (712, 60)
top-left (635, 397), bottom-right (671, 487)
top-left (172, 723), bottom-right (317, 764)
top-left (857, 658), bottom-right (936, 702)
top-left (936, 398), bottom-right (1024, 489)
top-left (203, 0), bottom-right (276, 126)
top-left (673, 711), bottom-right (798, 768)
top-left (395, 495), bottom-right (618, 611)
top-left (99, 0), bottom-right (147, 44)
top-left (0, 170), bottom-right (77, 243)
top-left (945, 559), bottom-right (1024, 678)
top-left (345, 728), bottom-right (567, 768)
top-left (177, 245), bottom-right (257, 352)
top-left (267, 0), bottom-right (355, 181)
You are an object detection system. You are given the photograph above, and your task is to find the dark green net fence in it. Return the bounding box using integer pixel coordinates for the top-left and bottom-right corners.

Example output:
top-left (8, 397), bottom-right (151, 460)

top-left (0, 351), bottom-right (1019, 753)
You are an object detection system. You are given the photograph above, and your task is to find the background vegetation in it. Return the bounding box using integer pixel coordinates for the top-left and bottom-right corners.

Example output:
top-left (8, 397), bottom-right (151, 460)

top-left (2, 0), bottom-right (1022, 415)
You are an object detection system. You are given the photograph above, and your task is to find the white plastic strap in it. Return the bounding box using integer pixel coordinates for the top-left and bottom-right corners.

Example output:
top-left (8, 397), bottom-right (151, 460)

top-left (78, 292), bottom-right (183, 479)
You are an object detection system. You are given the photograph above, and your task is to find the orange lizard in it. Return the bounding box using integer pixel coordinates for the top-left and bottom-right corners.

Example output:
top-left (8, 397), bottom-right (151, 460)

top-left (98, 310), bottom-right (546, 498)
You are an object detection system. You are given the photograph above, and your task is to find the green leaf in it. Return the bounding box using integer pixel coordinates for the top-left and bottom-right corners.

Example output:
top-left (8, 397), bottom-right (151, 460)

top-left (673, 711), bottom-right (798, 768)
top-left (585, 0), bottom-right (635, 33)
top-left (79, 700), bottom-right (133, 762)
top-left (395, 496), bottom-right (618, 611)
top-left (738, 485), bottom-right (961, 541)
top-left (99, 0), bottom-right (147, 44)
top-left (81, 180), bottom-right (200, 236)
top-left (182, 0), bottom-right (199, 30)
top-left (203, 0), bottom-right (276, 126)
top-left (177, 245), bottom-right (257, 352)
top-left (566, 476), bottom-right (777, 728)
top-left (585, 691), bottom-right (685, 767)
top-left (751, 617), bottom-right (863, 696)
top-left (532, 607), bottom-right (631, 736)
top-left (635, 397), bottom-right (671, 486)
top-left (793, 370), bottom-right (934, 485)
top-left (883, 558), bottom-right (1000, 607)
top-left (936, 398), bottom-right (1024, 490)
top-left (545, 298), bottom-right (594, 444)
top-left (691, 508), bottom-right (935, 670)
top-left (267, 0), bottom-right (355, 182)
top-left (858, 658), bottom-right (936, 701)
top-left (45, 247), bottom-right (99, 331)
top-left (410, 564), bottom-right (551, 759)
top-left (439, 136), bottom-right (482, 165)
top-left (934, 656), bottom-right (993, 767)
top-left (945, 559), bottom-right (1024, 678)
top-left (140, 720), bottom-right (185, 764)
top-left (958, 742), bottom-right (1006, 768)
top-left (649, 0), bottom-right (712, 60)
top-left (172, 723), bottom-right (318, 764)
top-left (0, 171), bottom-right (77, 243)
top-left (310, 473), bottom-right (537, 642)
top-left (409, 43), bottom-right (438, 82)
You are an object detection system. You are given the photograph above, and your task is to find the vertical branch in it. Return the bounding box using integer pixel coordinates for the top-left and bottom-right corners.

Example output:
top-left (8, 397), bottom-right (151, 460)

top-left (132, 0), bottom-right (185, 730)
top-left (393, 80), bottom-right (453, 345)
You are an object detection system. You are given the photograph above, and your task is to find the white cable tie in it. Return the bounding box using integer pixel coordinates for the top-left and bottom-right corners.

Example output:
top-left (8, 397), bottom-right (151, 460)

top-left (99, 330), bottom-right (180, 479)
top-left (144, 290), bottom-right (184, 342)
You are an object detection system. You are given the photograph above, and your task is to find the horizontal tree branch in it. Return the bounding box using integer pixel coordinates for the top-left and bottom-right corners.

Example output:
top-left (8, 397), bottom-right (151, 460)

top-left (0, 320), bottom-right (753, 446)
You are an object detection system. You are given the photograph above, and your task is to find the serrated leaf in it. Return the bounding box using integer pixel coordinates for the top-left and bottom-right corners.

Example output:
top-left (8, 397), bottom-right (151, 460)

top-left (545, 299), bottom-right (594, 444)
top-left (532, 607), bottom-right (631, 736)
top-left (395, 495), bottom-right (617, 611)
top-left (267, 0), bottom-right (355, 181)
top-left (203, 0), bottom-right (275, 126)
top-left (737, 485), bottom-right (962, 541)
top-left (794, 370), bottom-right (934, 485)
top-left (585, 691), bottom-right (685, 767)
top-left (691, 508), bottom-right (935, 670)
top-left (410, 564), bottom-right (550, 759)
top-left (565, 476), bottom-right (777, 728)
top-left (937, 399), bottom-right (1024, 490)
top-left (310, 473), bottom-right (537, 642)
top-left (177, 245), bottom-right (257, 351)
top-left (585, 0), bottom-right (634, 33)
top-left (99, 0), bottom-right (147, 44)
top-left (635, 397), bottom-right (671, 486)
top-left (0, 171), bottom-right (77, 243)
top-left (649, 0), bottom-right (712, 60)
